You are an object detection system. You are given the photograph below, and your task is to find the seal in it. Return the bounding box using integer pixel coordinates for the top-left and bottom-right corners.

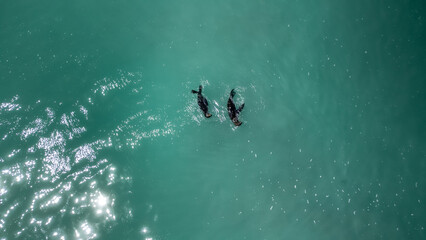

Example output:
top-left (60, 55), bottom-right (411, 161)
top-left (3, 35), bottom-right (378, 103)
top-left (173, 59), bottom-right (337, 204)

top-left (191, 85), bottom-right (212, 118)
top-left (227, 89), bottom-right (245, 126)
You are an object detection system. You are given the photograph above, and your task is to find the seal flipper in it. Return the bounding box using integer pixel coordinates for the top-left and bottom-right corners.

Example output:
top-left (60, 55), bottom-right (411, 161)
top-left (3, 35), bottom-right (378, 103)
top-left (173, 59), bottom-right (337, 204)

top-left (237, 103), bottom-right (245, 114)
top-left (192, 85), bottom-right (203, 94)
top-left (230, 89), bottom-right (236, 98)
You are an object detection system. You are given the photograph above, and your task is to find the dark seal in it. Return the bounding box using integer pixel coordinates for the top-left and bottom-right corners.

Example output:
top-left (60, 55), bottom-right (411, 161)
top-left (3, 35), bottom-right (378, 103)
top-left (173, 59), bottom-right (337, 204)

top-left (227, 89), bottom-right (245, 126)
top-left (191, 85), bottom-right (212, 118)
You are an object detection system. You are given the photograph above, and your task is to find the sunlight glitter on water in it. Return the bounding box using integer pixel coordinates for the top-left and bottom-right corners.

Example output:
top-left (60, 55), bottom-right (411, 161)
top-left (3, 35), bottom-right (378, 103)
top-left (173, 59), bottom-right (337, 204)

top-left (141, 226), bottom-right (155, 240)
top-left (0, 82), bottom-right (138, 238)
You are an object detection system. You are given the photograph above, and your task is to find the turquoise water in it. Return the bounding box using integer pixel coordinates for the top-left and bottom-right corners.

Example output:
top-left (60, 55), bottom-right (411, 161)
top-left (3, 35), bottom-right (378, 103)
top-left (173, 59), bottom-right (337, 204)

top-left (1, 0), bottom-right (426, 239)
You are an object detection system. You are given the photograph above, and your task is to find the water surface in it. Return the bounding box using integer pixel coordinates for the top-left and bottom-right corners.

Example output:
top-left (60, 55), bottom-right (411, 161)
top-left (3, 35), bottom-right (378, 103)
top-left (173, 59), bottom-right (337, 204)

top-left (1, 0), bottom-right (426, 239)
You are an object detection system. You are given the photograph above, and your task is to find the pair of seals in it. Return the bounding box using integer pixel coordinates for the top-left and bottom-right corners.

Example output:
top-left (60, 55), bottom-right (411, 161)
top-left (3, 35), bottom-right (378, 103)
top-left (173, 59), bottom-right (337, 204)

top-left (191, 85), bottom-right (245, 126)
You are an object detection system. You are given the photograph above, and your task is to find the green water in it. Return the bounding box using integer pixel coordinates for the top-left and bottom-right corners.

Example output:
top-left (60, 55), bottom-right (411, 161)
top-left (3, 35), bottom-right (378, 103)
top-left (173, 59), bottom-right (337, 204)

top-left (1, 0), bottom-right (426, 239)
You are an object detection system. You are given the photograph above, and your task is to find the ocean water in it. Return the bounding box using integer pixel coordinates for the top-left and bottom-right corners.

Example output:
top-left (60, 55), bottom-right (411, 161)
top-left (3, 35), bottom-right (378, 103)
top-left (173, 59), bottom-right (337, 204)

top-left (1, 0), bottom-right (426, 239)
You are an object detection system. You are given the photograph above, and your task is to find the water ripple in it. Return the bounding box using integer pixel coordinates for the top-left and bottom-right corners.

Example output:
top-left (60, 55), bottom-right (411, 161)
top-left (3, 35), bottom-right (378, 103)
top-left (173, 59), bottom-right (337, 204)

top-left (0, 69), bottom-right (181, 238)
top-left (0, 91), bottom-right (133, 238)
top-left (0, 95), bottom-right (21, 112)
top-left (93, 70), bottom-right (142, 96)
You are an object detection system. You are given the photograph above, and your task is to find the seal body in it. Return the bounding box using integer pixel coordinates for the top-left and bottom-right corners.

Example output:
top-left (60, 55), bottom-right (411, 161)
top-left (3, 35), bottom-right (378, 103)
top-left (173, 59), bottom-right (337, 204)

top-left (227, 89), bottom-right (245, 126)
top-left (192, 85), bottom-right (212, 118)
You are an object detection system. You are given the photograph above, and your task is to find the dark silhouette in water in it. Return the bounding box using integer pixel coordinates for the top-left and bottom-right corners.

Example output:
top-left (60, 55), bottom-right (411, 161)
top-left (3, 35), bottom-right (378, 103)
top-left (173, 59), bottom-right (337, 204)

top-left (191, 85), bottom-right (212, 118)
top-left (227, 89), bottom-right (245, 126)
